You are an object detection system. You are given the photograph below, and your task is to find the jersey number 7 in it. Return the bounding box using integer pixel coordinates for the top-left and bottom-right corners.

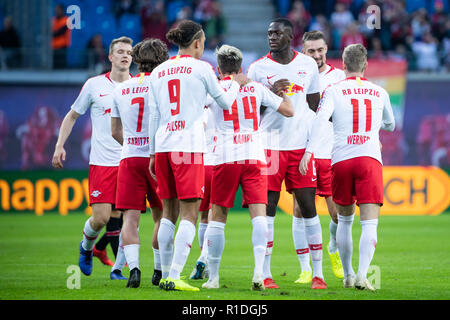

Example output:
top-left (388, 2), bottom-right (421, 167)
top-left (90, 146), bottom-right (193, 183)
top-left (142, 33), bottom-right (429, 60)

top-left (131, 97), bottom-right (145, 132)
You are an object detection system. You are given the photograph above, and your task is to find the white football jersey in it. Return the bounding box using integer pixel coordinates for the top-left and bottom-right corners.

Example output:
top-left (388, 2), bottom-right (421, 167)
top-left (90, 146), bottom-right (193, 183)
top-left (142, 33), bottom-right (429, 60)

top-left (148, 55), bottom-right (240, 154)
top-left (208, 78), bottom-right (283, 164)
top-left (203, 107), bottom-right (217, 166)
top-left (313, 64), bottom-right (346, 159)
top-left (247, 51), bottom-right (320, 150)
top-left (112, 73), bottom-right (152, 160)
top-left (307, 77), bottom-right (395, 165)
top-left (71, 72), bottom-right (127, 166)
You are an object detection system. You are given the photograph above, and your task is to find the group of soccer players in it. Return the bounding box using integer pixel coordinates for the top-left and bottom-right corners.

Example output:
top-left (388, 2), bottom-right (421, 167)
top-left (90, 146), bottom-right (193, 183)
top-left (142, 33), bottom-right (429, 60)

top-left (52, 16), bottom-right (395, 292)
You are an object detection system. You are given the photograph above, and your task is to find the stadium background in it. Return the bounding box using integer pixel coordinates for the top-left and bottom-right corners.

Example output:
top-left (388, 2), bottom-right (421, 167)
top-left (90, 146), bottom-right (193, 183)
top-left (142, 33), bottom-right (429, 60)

top-left (0, 0), bottom-right (449, 216)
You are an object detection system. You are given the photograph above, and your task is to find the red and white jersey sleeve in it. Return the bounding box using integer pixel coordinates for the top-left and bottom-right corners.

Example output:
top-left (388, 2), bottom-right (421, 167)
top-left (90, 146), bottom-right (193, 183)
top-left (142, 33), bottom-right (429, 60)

top-left (70, 72), bottom-right (124, 166)
top-left (208, 79), bottom-right (283, 164)
top-left (247, 51), bottom-right (320, 150)
top-left (313, 64), bottom-right (346, 159)
top-left (112, 73), bottom-right (152, 160)
top-left (148, 55), bottom-right (239, 154)
top-left (307, 77), bottom-right (395, 165)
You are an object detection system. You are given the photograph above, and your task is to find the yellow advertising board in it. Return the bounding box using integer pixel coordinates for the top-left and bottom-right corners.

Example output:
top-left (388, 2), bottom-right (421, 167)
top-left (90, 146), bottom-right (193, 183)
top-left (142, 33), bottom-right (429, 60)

top-left (278, 166), bottom-right (450, 216)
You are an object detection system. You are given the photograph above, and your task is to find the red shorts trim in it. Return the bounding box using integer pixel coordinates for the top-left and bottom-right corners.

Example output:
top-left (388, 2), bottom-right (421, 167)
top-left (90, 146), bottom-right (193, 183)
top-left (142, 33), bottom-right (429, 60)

top-left (331, 157), bottom-right (383, 206)
top-left (212, 160), bottom-right (267, 208)
top-left (155, 152), bottom-right (205, 200)
top-left (115, 157), bottom-right (162, 212)
top-left (88, 165), bottom-right (118, 205)
top-left (265, 149), bottom-right (317, 192)
top-left (315, 159), bottom-right (332, 197)
top-left (199, 165), bottom-right (214, 212)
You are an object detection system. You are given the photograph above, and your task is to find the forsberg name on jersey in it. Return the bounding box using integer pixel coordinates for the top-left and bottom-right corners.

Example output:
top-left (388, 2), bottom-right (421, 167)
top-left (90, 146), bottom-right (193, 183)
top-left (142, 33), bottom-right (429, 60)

top-left (158, 66), bottom-right (192, 78)
top-left (342, 87), bottom-right (380, 97)
top-left (121, 86), bottom-right (149, 96)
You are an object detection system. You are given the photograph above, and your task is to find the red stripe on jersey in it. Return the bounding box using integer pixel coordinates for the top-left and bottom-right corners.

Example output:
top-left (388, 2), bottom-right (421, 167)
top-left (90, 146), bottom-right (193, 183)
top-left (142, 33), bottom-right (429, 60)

top-left (267, 241), bottom-right (274, 248)
top-left (365, 99), bottom-right (372, 132)
top-left (266, 50), bottom-right (299, 64)
top-left (309, 244), bottom-right (323, 251)
top-left (105, 72), bottom-right (113, 83)
top-left (169, 54), bottom-right (192, 60)
top-left (345, 76), bottom-right (368, 81)
top-left (296, 248), bottom-right (310, 255)
top-left (324, 64), bottom-right (335, 75)
top-left (351, 99), bottom-right (359, 133)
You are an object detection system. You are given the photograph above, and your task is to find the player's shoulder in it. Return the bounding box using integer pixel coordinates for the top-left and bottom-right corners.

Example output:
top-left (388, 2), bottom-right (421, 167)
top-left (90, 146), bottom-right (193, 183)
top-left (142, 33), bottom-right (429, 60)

top-left (325, 64), bottom-right (346, 79)
top-left (247, 53), bottom-right (272, 71)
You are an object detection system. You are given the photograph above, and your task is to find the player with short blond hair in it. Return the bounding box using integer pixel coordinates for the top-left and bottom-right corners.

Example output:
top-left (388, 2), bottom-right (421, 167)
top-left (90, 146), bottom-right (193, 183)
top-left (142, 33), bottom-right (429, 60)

top-left (52, 36), bottom-right (133, 278)
top-left (301, 43), bottom-right (395, 291)
top-left (201, 44), bottom-right (293, 291)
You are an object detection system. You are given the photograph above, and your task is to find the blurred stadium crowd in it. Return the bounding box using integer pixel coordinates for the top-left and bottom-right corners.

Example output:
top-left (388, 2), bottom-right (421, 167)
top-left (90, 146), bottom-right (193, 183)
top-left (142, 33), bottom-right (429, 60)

top-left (0, 0), bottom-right (449, 72)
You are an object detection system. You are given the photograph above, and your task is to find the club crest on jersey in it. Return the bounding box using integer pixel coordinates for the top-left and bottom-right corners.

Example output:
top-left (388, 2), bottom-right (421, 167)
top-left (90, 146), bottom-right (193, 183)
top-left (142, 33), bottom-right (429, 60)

top-left (285, 83), bottom-right (304, 96)
top-left (298, 71), bottom-right (308, 76)
top-left (91, 190), bottom-right (102, 197)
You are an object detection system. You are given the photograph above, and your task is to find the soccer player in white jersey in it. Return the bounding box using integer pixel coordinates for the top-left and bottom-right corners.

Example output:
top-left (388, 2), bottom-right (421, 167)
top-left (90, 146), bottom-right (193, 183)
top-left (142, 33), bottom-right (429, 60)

top-left (201, 44), bottom-right (293, 291)
top-left (247, 18), bottom-right (327, 289)
top-left (291, 30), bottom-right (346, 284)
top-left (52, 37), bottom-right (133, 277)
top-left (147, 20), bottom-right (249, 292)
top-left (301, 44), bottom-right (395, 291)
top-left (110, 39), bottom-right (169, 288)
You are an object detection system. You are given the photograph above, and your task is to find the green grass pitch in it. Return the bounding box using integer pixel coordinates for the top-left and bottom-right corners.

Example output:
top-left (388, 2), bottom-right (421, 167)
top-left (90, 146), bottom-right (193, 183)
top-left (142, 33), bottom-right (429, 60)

top-left (0, 211), bottom-right (449, 300)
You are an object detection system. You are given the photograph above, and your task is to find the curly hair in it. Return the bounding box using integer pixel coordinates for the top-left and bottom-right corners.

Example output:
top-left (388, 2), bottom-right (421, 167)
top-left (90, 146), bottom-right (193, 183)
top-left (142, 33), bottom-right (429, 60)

top-left (131, 38), bottom-right (169, 73)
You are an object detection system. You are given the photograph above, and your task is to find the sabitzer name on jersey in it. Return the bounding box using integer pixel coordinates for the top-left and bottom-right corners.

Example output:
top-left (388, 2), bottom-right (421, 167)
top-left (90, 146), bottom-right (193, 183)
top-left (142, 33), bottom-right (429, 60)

top-left (128, 137), bottom-right (149, 146)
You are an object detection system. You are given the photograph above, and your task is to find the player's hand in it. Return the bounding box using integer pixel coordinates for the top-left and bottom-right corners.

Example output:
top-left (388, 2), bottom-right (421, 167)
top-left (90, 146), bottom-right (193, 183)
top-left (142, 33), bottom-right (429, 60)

top-left (232, 73), bottom-right (251, 87)
top-left (299, 151), bottom-right (313, 175)
top-left (271, 79), bottom-right (290, 97)
top-left (149, 155), bottom-right (157, 181)
top-left (379, 141), bottom-right (383, 152)
top-left (52, 146), bottom-right (66, 168)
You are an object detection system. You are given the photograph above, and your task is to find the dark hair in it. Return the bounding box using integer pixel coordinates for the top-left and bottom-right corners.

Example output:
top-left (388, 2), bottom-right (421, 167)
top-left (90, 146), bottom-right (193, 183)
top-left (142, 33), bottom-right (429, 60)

top-left (302, 30), bottom-right (326, 44)
top-left (132, 38), bottom-right (169, 73)
top-left (270, 18), bottom-right (293, 31)
top-left (166, 20), bottom-right (203, 48)
top-left (216, 45), bottom-right (243, 74)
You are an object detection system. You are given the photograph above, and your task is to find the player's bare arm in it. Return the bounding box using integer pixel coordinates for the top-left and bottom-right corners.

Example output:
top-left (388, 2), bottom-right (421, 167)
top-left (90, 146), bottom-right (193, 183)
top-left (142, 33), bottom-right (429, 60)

top-left (52, 109), bottom-right (81, 168)
top-left (306, 92), bottom-right (320, 112)
top-left (111, 117), bottom-right (123, 145)
top-left (232, 73), bottom-right (252, 87)
top-left (149, 155), bottom-right (156, 181)
top-left (271, 78), bottom-right (290, 96)
top-left (277, 92), bottom-right (294, 117)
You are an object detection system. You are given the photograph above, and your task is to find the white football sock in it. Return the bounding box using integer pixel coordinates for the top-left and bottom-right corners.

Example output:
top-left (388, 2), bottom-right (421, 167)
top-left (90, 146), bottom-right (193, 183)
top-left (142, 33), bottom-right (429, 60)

top-left (157, 218), bottom-right (176, 279)
top-left (263, 216), bottom-right (275, 279)
top-left (292, 216), bottom-right (312, 273)
top-left (205, 220), bottom-right (225, 280)
top-left (124, 244), bottom-right (140, 271)
top-left (112, 232), bottom-right (127, 272)
top-left (82, 218), bottom-right (100, 251)
top-left (304, 215), bottom-right (324, 279)
top-left (337, 214), bottom-right (355, 278)
top-left (251, 216), bottom-right (268, 278)
top-left (328, 220), bottom-right (338, 253)
top-left (198, 229), bottom-right (209, 263)
top-left (168, 219), bottom-right (196, 280)
top-left (153, 247), bottom-right (161, 271)
top-left (357, 219), bottom-right (378, 279)
top-left (198, 222), bottom-right (208, 249)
